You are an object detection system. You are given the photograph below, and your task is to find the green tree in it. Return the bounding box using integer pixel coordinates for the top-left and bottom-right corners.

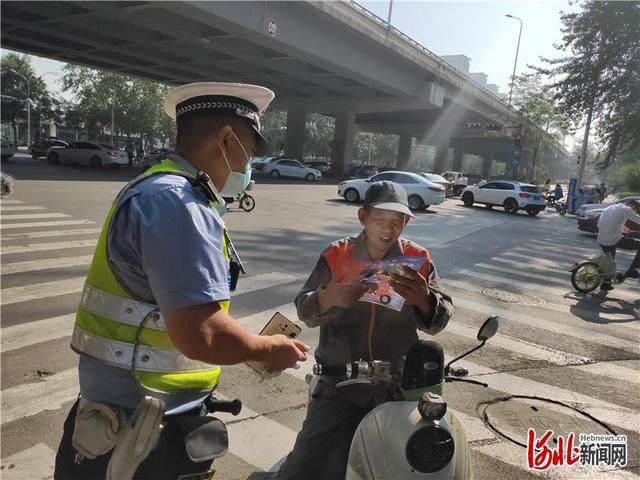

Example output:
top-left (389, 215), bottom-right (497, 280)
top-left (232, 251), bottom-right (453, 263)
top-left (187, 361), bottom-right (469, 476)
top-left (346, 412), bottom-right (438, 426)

top-left (304, 114), bottom-right (334, 160)
top-left (260, 110), bottom-right (287, 155)
top-left (61, 65), bottom-right (172, 156)
top-left (536, 1), bottom-right (640, 168)
top-left (1, 53), bottom-right (58, 145)
top-left (511, 73), bottom-right (570, 181)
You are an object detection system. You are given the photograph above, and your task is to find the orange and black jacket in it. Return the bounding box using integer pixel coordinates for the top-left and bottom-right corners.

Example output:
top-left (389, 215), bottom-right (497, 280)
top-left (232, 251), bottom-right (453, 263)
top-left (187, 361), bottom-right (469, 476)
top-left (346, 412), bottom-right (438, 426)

top-left (295, 231), bottom-right (453, 372)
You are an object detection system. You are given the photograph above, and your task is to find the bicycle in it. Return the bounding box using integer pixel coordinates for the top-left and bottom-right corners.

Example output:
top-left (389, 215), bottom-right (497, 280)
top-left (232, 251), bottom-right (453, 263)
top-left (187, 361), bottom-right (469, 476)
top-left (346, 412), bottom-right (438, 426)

top-left (223, 180), bottom-right (256, 212)
top-left (570, 247), bottom-right (626, 293)
top-left (546, 195), bottom-right (567, 216)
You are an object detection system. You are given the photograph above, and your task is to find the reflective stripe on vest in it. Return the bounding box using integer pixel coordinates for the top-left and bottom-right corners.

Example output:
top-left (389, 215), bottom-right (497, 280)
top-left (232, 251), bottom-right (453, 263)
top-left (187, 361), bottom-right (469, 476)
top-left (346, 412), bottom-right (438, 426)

top-left (71, 158), bottom-right (227, 393)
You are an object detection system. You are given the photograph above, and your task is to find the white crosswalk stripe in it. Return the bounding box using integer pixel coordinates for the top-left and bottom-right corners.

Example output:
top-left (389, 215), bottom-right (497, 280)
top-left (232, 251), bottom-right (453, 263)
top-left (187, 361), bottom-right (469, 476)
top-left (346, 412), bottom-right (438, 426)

top-left (446, 282), bottom-right (640, 355)
top-left (445, 321), bottom-right (591, 366)
top-left (1, 239), bottom-right (98, 255)
top-left (2, 228), bottom-right (103, 241)
top-left (457, 268), bottom-right (639, 303)
top-left (571, 362), bottom-right (640, 386)
top-left (0, 219), bottom-right (94, 229)
top-left (1, 314), bottom-right (75, 352)
top-left (2, 216), bottom-right (639, 478)
top-left (0, 205), bottom-right (47, 212)
top-left (1, 213), bottom-right (71, 220)
top-left (0, 271), bottom-right (301, 306)
top-left (0, 443), bottom-right (55, 480)
top-left (2, 277), bottom-right (85, 305)
top-left (491, 255), bottom-right (569, 275)
top-left (1, 255), bottom-right (93, 275)
top-left (0, 199), bottom-right (25, 204)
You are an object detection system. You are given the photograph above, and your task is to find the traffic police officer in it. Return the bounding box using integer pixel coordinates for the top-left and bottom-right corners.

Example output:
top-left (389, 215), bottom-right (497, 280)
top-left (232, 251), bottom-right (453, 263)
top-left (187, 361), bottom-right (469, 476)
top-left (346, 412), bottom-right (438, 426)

top-left (54, 82), bottom-right (310, 479)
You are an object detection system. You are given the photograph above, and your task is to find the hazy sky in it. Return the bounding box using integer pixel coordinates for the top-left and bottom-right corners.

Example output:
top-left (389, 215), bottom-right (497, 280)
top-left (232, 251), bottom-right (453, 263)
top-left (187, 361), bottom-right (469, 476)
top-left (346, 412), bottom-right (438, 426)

top-left (4, 0), bottom-right (579, 97)
top-left (361, 0), bottom-right (579, 93)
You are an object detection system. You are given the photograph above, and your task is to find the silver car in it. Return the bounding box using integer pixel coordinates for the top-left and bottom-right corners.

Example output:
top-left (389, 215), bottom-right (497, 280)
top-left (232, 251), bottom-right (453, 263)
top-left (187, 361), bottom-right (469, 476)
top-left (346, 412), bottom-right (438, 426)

top-left (47, 141), bottom-right (129, 168)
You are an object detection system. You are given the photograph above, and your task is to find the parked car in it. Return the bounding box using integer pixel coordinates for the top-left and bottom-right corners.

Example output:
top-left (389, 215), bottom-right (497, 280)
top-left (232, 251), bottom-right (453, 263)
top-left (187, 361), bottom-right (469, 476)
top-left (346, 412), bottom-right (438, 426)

top-left (47, 141), bottom-right (129, 168)
top-left (306, 161), bottom-right (331, 173)
top-left (441, 171), bottom-right (463, 184)
top-left (420, 172), bottom-right (453, 197)
top-left (575, 196), bottom-right (640, 219)
top-left (338, 171), bottom-right (446, 211)
top-left (577, 200), bottom-right (640, 235)
top-left (30, 138), bottom-right (68, 159)
top-left (251, 156), bottom-right (276, 171)
top-left (347, 165), bottom-right (378, 178)
top-left (262, 158), bottom-right (322, 181)
top-left (143, 148), bottom-right (172, 165)
top-left (1, 138), bottom-right (16, 162)
top-left (461, 180), bottom-right (546, 216)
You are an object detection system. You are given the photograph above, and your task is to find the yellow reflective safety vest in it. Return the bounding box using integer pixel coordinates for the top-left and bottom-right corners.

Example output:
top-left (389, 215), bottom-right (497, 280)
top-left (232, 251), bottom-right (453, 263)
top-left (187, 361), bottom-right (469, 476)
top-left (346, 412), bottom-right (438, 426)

top-left (71, 158), bottom-right (229, 394)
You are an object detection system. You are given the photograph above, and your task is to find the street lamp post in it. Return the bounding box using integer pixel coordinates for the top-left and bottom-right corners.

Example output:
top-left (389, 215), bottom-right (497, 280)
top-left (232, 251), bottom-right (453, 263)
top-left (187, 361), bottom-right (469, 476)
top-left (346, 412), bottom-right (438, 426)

top-left (505, 14), bottom-right (523, 108)
top-left (37, 72), bottom-right (58, 140)
top-left (9, 69), bottom-right (31, 147)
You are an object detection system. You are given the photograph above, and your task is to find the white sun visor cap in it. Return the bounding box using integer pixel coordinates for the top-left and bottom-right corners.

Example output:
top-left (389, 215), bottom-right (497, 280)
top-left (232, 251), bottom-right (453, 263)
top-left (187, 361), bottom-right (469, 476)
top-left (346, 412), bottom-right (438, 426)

top-left (164, 82), bottom-right (275, 156)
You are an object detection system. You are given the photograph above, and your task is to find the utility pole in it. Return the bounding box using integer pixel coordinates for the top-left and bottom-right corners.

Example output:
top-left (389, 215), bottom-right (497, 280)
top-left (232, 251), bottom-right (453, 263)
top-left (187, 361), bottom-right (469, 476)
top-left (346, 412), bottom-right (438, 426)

top-left (577, 101), bottom-right (594, 189)
top-left (505, 15), bottom-right (523, 108)
top-left (111, 95), bottom-right (116, 147)
top-left (9, 69), bottom-right (30, 147)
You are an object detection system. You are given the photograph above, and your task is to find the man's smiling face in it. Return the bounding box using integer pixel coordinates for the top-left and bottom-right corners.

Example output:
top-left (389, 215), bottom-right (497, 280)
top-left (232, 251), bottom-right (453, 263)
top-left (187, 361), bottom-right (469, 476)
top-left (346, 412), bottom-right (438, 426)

top-left (359, 207), bottom-right (408, 253)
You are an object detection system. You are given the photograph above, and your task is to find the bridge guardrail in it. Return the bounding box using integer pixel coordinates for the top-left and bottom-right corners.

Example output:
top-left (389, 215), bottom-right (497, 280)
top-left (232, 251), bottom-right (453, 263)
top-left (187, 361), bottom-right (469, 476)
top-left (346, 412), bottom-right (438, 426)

top-left (322, 1), bottom-right (569, 157)
top-left (345, 0), bottom-right (510, 109)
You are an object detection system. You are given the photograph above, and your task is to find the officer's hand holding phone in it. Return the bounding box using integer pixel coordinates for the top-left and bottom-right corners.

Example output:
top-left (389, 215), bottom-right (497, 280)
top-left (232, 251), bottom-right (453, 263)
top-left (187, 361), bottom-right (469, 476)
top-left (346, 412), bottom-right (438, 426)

top-left (262, 335), bottom-right (310, 372)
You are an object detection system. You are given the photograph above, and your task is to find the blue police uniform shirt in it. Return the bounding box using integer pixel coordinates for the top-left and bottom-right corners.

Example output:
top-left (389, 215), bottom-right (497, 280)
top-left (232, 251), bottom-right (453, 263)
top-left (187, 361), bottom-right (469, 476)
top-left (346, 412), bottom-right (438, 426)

top-left (78, 153), bottom-right (231, 412)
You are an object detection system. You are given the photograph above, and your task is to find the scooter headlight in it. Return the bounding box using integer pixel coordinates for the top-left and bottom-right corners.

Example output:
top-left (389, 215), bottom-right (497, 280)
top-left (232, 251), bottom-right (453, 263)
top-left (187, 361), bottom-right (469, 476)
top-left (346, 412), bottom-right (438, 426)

top-left (405, 425), bottom-right (454, 473)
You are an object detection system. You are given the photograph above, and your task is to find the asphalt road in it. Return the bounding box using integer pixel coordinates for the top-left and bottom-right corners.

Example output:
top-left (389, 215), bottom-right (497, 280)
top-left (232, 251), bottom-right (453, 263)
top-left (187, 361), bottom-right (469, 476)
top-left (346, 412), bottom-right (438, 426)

top-left (1, 153), bottom-right (639, 480)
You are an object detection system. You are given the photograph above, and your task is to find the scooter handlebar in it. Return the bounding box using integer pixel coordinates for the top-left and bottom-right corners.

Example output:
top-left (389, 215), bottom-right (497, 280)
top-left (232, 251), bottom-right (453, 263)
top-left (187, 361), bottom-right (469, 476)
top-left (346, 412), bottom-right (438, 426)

top-left (205, 398), bottom-right (242, 416)
top-left (313, 363), bottom-right (348, 377)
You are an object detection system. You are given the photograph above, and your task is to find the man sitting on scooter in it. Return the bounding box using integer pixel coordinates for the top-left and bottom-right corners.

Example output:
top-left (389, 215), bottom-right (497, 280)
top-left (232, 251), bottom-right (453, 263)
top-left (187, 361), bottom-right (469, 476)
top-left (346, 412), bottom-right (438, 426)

top-left (597, 198), bottom-right (640, 290)
top-left (277, 181), bottom-right (453, 480)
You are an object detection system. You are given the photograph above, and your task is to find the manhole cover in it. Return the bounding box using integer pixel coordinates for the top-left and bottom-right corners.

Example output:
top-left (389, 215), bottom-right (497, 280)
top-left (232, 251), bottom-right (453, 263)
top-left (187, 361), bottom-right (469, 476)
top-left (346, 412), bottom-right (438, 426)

top-left (480, 396), bottom-right (614, 447)
top-left (482, 288), bottom-right (546, 306)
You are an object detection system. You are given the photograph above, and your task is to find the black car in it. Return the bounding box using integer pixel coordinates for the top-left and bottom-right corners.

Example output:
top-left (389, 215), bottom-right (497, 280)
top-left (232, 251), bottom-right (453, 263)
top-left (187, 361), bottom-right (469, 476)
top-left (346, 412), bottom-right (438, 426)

top-left (31, 138), bottom-right (68, 159)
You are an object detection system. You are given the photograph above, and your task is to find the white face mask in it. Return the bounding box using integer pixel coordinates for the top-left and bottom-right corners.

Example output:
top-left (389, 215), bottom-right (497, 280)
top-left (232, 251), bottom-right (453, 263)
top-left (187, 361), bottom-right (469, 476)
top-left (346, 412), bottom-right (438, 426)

top-left (219, 130), bottom-right (252, 198)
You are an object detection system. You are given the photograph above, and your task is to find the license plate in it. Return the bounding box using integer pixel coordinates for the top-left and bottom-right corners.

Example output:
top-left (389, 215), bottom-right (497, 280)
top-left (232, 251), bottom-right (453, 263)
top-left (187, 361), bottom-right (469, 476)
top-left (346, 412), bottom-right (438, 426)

top-left (533, 195), bottom-right (540, 200)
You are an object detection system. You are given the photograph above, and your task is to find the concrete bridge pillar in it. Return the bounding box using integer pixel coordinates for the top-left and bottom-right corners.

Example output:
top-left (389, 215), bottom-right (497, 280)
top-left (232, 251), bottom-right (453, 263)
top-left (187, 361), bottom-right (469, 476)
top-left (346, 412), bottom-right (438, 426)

top-left (433, 141), bottom-right (450, 174)
top-left (396, 134), bottom-right (413, 170)
top-left (330, 110), bottom-right (355, 177)
top-left (482, 152), bottom-right (493, 178)
top-left (452, 149), bottom-right (464, 172)
top-left (285, 109), bottom-right (306, 160)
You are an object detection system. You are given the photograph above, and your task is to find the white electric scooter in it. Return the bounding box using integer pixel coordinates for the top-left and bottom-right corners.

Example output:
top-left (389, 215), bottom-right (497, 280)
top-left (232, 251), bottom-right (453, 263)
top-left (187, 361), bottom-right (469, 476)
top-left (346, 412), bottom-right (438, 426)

top-left (309, 316), bottom-right (499, 480)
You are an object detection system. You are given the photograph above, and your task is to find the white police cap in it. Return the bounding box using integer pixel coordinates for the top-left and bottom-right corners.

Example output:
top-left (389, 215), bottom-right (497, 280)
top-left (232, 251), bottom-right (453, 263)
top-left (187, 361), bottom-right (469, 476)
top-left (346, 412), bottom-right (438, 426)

top-left (164, 82), bottom-right (275, 155)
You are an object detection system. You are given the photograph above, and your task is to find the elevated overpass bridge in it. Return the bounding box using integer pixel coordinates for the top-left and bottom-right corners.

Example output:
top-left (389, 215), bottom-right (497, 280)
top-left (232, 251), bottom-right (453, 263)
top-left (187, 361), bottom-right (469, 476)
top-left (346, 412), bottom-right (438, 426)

top-left (1, 0), bottom-right (569, 176)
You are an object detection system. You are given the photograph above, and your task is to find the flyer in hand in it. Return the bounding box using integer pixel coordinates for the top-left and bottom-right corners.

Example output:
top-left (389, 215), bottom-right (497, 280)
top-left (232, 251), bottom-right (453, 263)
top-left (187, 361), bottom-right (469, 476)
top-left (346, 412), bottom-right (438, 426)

top-left (358, 256), bottom-right (426, 311)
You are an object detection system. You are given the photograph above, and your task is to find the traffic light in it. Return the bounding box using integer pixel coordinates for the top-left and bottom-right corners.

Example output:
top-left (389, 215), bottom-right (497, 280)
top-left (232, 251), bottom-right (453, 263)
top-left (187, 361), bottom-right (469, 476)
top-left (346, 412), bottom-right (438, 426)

top-left (466, 122), bottom-right (483, 129)
top-left (514, 134), bottom-right (522, 147)
top-left (485, 123), bottom-right (503, 131)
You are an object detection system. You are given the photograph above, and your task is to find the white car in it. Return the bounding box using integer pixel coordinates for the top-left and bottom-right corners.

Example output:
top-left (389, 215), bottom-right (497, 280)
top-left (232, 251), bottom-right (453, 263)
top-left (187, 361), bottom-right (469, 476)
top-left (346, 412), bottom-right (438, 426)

top-left (262, 158), bottom-right (322, 181)
top-left (47, 142), bottom-right (129, 168)
top-left (1, 138), bottom-right (16, 162)
top-left (461, 180), bottom-right (546, 215)
top-left (575, 196), bottom-right (640, 219)
top-left (338, 171), bottom-right (446, 211)
top-left (421, 172), bottom-right (453, 197)
top-left (251, 156), bottom-right (276, 171)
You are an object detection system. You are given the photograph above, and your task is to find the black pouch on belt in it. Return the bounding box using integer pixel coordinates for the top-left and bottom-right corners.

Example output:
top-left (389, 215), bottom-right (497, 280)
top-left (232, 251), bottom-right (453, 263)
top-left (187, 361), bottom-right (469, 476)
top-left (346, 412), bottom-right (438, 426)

top-left (172, 416), bottom-right (229, 462)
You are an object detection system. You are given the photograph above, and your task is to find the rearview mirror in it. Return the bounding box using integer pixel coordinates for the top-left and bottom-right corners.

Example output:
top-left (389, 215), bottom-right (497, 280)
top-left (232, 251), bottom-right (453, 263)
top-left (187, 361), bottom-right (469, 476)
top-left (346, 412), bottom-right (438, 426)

top-left (477, 316), bottom-right (499, 341)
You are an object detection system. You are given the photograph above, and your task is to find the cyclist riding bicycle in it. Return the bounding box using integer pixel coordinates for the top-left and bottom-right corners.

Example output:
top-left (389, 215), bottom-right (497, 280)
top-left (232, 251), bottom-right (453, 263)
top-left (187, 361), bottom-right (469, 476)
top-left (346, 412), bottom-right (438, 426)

top-left (597, 198), bottom-right (640, 291)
